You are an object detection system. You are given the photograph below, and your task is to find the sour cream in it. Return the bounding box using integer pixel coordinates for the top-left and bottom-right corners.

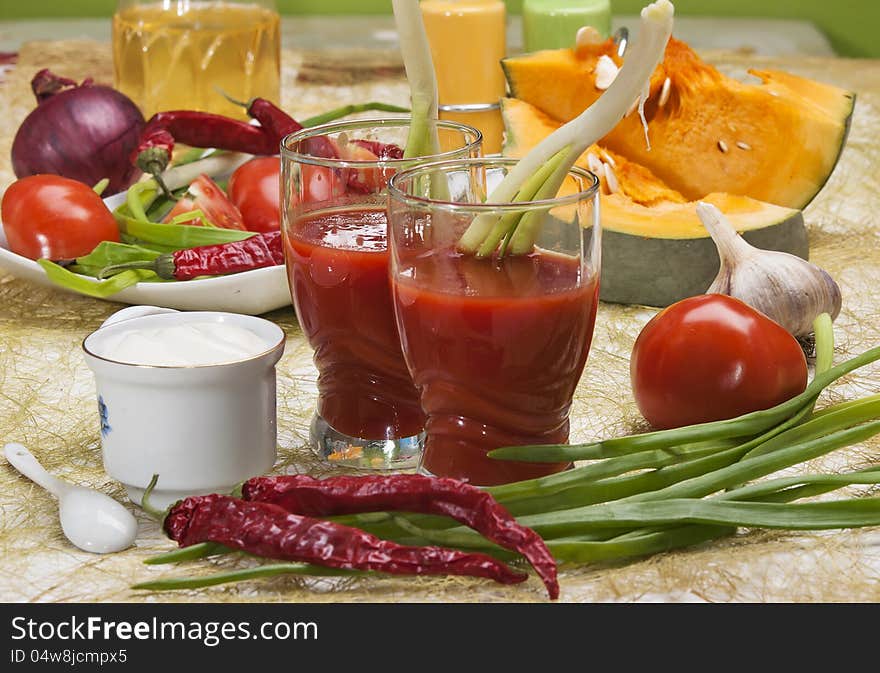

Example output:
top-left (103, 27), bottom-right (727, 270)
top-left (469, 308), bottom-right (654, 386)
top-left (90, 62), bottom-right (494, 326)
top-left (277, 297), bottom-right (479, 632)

top-left (93, 320), bottom-right (272, 366)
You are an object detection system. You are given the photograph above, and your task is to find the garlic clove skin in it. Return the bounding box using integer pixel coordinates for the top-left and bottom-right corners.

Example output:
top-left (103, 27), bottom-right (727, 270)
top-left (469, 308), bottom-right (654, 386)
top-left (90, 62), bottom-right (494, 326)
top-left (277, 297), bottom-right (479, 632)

top-left (697, 202), bottom-right (842, 338)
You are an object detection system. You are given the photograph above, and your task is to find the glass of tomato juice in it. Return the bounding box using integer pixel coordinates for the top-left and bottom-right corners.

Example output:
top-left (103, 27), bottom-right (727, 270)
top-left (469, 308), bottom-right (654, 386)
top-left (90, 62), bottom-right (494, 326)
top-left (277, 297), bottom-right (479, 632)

top-left (280, 119), bottom-right (482, 469)
top-left (387, 158), bottom-right (601, 485)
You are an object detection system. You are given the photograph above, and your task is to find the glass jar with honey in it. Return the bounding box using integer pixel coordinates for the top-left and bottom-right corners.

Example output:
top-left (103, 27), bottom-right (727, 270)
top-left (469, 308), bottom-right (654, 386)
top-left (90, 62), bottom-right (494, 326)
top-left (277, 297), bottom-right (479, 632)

top-left (112, 0), bottom-right (281, 119)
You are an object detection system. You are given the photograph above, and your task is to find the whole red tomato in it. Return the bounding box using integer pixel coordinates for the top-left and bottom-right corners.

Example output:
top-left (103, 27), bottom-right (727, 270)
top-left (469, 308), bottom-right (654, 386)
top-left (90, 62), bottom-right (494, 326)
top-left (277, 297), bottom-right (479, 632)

top-left (1, 174), bottom-right (119, 260)
top-left (630, 294), bottom-right (808, 429)
top-left (227, 157), bottom-right (280, 232)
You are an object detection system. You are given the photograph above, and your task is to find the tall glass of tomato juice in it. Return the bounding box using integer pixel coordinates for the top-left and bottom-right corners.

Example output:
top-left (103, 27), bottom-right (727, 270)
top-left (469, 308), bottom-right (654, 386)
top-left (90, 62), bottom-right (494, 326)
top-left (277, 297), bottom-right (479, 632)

top-left (387, 158), bottom-right (601, 485)
top-left (280, 119), bottom-right (482, 469)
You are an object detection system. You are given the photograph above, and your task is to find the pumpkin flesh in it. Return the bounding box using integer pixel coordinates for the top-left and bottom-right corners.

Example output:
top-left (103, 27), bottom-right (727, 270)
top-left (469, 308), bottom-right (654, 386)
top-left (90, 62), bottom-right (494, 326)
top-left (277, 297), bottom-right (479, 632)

top-left (502, 38), bottom-right (855, 210)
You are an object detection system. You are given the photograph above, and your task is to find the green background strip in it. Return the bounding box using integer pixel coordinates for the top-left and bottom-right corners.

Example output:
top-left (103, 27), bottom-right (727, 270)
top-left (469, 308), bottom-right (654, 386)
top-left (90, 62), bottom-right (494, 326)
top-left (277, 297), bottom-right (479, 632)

top-left (0, 1), bottom-right (876, 58)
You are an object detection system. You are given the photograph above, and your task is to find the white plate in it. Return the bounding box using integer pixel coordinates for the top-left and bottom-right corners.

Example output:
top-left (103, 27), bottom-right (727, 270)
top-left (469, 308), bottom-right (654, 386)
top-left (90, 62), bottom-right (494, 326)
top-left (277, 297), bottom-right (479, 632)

top-left (0, 173), bottom-right (292, 316)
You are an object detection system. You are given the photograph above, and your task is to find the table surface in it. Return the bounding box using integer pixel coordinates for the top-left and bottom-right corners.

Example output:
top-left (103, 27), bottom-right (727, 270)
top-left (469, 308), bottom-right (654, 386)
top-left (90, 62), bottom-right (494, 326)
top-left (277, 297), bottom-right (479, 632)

top-left (0, 18), bottom-right (878, 603)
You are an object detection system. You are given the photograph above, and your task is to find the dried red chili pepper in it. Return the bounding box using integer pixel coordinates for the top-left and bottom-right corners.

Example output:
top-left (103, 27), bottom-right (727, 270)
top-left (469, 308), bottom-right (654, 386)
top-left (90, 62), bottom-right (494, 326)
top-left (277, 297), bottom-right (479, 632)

top-left (133, 110), bottom-right (278, 178)
top-left (165, 494), bottom-right (528, 587)
top-left (99, 231), bottom-right (283, 281)
top-left (246, 98), bottom-right (302, 141)
top-left (131, 98), bottom-right (405, 200)
top-left (244, 98), bottom-right (340, 160)
top-left (242, 474), bottom-right (559, 599)
top-left (239, 97), bottom-right (407, 159)
top-left (135, 128), bottom-right (176, 178)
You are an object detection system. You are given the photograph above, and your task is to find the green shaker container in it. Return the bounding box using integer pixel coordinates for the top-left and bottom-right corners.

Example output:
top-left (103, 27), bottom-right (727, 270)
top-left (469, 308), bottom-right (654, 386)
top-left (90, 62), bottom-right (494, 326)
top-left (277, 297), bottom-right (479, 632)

top-left (522, 0), bottom-right (612, 52)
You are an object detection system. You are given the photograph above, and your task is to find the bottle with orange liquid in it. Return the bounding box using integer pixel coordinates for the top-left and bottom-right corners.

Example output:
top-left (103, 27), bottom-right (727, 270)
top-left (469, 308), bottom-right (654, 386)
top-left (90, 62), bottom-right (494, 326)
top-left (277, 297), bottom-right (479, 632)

top-left (112, 0), bottom-right (281, 119)
top-left (420, 0), bottom-right (507, 153)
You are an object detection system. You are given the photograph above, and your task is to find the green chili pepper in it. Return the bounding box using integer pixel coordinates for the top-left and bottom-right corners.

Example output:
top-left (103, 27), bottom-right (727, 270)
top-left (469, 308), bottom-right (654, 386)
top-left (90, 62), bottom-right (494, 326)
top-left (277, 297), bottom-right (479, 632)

top-left (76, 241), bottom-right (160, 269)
top-left (37, 260), bottom-right (155, 298)
top-left (116, 213), bottom-right (254, 248)
top-left (126, 181), bottom-right (152, 222)
top-left (119, 234), bottom-right (181, 254)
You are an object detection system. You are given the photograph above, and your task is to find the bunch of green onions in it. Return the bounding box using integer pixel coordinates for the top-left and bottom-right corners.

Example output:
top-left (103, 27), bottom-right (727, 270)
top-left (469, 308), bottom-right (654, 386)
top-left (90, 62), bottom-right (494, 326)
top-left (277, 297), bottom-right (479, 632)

top-left (457, 0), bottom-right (675, 257)
top-left (136, 314), bottom-right (880, 591)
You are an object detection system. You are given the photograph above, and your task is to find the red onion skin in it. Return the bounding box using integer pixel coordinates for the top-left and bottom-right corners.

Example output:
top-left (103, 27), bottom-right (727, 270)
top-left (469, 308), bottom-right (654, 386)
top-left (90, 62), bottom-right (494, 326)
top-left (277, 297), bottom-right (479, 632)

top-left (11, 73), bottom-right (145, 196)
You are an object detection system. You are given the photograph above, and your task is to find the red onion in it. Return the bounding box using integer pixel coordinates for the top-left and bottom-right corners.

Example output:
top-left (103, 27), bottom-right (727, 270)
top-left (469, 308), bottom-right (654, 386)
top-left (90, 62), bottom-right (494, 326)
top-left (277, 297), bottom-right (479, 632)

top-left (11, 69), bottom-right (145, 195)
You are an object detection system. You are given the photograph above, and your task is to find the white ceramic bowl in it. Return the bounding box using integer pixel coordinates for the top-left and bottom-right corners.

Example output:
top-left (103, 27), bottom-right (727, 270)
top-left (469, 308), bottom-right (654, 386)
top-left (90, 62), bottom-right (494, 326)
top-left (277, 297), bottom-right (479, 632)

top-left (0, 183), bottom-right (291, 316)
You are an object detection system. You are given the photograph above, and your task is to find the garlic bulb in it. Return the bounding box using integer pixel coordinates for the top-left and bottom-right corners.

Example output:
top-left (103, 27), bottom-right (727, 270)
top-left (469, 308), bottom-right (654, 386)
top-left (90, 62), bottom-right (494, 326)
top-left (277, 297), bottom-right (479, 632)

top-left (696, 202), bottom-right (842, 337)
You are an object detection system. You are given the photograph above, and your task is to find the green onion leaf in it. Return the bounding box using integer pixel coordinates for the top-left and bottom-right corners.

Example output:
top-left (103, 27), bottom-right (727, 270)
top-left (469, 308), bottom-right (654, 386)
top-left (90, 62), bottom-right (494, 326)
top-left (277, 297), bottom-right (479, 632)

top-left (144, 542), bottom-right (229, 565)
top-left (133, 563), bottom-right (360, 591)
top-left (302, 102), bottom-right (410, 127)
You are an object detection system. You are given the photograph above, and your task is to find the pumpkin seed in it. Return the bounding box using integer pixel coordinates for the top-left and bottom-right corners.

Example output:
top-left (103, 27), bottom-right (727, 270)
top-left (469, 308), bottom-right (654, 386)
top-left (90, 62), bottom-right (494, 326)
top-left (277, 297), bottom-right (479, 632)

top-left (587, 152), bottom-right (604, 176)
top-left (575, 25), bottom-right (603, 50)
top-left (600, 150), bottom-right (616, 167)
top-left (594, 55), bottom-right (620, 90)
top-left (658, 76), bottom-right (672, 107)
top-left (604, 163), bottom-right (620, 194)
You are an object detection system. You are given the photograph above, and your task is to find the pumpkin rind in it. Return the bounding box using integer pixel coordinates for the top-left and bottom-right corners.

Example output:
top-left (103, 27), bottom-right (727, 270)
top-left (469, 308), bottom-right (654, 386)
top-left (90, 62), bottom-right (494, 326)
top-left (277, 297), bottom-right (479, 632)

top-left (600, 207), bottom-right (807, 307)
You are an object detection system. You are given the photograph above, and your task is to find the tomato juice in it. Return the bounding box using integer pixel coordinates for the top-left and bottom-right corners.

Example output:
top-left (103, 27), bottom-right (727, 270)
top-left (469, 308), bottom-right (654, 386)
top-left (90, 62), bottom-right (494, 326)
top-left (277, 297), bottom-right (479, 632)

top-left (393, 247), bottom-right (599, 485)
top-left (285, 207), bottom-right (426, 441)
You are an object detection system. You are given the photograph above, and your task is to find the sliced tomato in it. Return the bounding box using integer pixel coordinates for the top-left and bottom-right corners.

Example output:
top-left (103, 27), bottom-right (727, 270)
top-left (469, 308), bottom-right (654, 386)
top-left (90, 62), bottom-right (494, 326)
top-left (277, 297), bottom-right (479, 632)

top-left (163, 174), bottom-right (246, 230)
top-left (336, 140), bottom-right (388, 194)
top-left (163, 196), bottom-right (199, 224)
top-left (300, 164), bottom-right (337, 204)
top-left (350, 139), bottom-right (404, 160)
top-left (289, 136), bottom-right (398, 204)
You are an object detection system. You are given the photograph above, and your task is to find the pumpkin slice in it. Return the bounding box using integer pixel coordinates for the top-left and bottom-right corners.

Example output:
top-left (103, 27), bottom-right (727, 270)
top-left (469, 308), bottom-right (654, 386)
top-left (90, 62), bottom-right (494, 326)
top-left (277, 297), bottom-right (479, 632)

top-left (503, 38), bottom-right (855, 210)
top-left (502, 41), bottom-right (621, 125)
top-left (503, 97), bottom-right (807, 307)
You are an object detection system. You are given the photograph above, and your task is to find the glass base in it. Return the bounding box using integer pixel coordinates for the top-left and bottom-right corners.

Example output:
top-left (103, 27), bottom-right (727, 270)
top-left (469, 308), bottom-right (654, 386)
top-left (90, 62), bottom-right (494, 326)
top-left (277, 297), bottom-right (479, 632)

top-left (310, 413), bottom-right (424, 470)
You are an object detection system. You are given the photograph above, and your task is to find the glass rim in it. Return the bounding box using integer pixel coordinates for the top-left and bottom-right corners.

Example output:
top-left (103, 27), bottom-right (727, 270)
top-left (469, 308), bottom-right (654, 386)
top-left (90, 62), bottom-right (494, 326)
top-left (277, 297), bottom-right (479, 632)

top-left (387, 157), bottom-right (601, 214)
top-left (280, 117), bottom-right (483, 169)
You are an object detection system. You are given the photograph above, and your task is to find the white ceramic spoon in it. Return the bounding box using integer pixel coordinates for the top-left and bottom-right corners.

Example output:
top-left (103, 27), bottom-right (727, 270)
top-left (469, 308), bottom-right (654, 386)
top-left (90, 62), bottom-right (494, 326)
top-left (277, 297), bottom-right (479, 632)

top-left (4, 442), bottom-right (138, 553)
